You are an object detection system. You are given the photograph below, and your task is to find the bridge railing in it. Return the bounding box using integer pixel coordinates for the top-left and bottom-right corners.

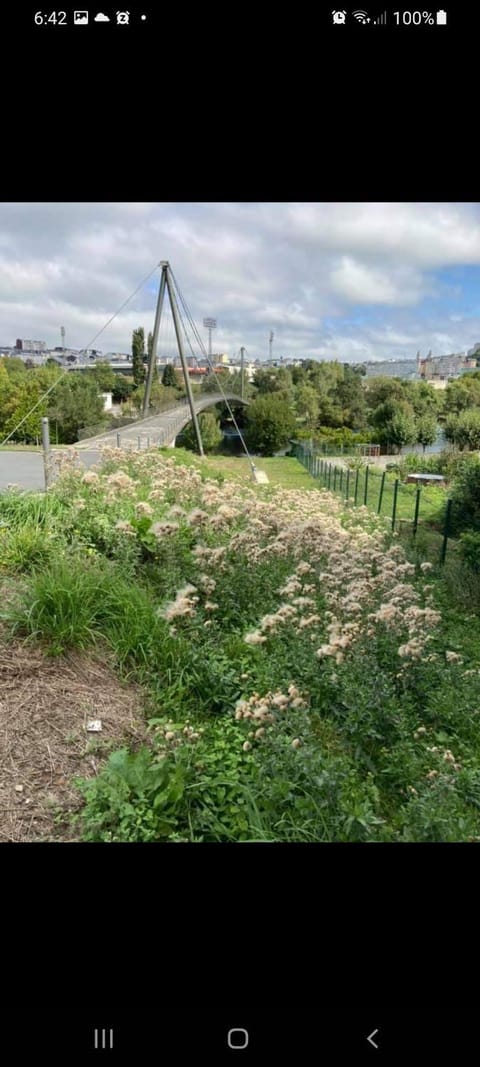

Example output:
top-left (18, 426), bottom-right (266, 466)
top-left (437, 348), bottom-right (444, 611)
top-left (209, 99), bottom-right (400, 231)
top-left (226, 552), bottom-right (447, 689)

top-left (76, 393), bottom-right (247, 445)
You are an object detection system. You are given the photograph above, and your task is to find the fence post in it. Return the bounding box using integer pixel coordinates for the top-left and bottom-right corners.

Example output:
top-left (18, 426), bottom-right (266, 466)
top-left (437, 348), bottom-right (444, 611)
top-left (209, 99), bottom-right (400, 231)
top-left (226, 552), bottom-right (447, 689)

top-left (354, 468), bottom-right (359, 506)
top-left (339, 468), bottom-right (343, 493)
top-left (116, 432), bottom-right (121, 448)
top-left (346, 468), bottom-right (350, 500)
top-left (412, 487), bottom-right (421, 538)
top-left (364, 465), bottom-right (369, 506)
top-left (440, 498), bottom-right (452, 565)
top-left (333, 466), bottom-right (337, 491)
top-left (392, 479), bottom-right (399, 531)
top-left (138, 436), bottom-right (141, 450)
top-left (328, 463), bottom-right (332, 489)
top-left (41, 416), bottom-right (51, 491)
top-left (377, 471), bottom-right (386, 514)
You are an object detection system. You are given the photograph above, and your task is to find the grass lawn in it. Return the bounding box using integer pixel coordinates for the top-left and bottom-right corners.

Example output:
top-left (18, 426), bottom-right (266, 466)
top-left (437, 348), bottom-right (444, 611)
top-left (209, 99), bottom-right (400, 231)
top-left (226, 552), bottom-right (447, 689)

top-left (0, 444), bottom-right (67, 452)
top-left (304, 460), bottom-right (448, 525)
top-left (165, 448), bottom-right (319, 490)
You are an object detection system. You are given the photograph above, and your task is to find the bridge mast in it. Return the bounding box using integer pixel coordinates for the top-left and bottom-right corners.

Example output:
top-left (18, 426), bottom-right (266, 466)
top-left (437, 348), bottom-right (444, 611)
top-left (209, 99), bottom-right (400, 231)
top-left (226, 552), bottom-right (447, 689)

top-left (143, 262), bottom-right (204, 456)
top-left (143, 263), bottom-right (166, 417)
top-left (164, 264), bottom-right (204, 456)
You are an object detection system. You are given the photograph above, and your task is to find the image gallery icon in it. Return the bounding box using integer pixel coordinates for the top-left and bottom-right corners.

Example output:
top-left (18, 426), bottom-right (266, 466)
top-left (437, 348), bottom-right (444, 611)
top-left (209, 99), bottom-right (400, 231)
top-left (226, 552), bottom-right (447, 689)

top-left (332, 9), bottom-right (346, 22)
top-left (74, 10), bottom-right (89, 23)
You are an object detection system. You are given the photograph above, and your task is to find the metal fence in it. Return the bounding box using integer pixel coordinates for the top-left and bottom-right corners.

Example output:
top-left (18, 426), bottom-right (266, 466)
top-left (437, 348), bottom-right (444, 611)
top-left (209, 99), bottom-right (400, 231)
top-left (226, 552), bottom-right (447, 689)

top-left (293, 442), bottom-right (455, 565)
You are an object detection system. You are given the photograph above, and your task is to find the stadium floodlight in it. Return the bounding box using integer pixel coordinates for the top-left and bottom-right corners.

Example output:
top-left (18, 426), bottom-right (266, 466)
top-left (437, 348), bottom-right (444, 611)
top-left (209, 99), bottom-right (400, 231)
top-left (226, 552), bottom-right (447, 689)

top-left (203, 317), bottom-right (217, 360)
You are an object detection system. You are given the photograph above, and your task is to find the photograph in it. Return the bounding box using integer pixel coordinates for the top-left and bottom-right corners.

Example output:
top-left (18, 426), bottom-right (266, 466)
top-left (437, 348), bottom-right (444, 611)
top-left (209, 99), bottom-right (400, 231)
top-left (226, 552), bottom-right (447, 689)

top-left (1, 201), bottom-right (480, 849)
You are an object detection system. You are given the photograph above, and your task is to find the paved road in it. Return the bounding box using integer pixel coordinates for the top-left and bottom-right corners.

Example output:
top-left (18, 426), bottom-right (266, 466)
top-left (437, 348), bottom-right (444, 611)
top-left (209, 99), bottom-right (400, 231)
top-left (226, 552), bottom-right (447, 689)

top-left (0, 451), bottom-right (101, 491)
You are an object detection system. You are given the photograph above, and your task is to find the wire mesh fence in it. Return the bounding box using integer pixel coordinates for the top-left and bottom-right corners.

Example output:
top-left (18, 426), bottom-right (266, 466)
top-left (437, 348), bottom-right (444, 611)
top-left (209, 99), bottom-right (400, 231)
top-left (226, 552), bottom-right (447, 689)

top-left (292, 442), bottom-right (456, 565)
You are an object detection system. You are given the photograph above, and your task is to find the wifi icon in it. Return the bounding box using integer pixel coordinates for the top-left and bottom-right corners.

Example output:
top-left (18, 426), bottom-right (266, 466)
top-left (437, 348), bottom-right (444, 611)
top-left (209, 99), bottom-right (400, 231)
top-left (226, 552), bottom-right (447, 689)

top-left (352, 9), bottom-right (370, 21)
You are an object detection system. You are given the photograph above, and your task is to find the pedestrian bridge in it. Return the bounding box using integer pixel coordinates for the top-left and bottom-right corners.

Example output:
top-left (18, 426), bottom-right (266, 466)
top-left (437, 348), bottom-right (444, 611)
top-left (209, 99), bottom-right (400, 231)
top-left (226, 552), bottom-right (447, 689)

top-left (76, 393), bottom-right (249, 450)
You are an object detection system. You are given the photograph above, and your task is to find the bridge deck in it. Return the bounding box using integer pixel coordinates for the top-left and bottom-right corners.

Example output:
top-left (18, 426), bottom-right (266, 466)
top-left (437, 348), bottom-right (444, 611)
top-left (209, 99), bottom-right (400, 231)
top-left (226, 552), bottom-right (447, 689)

top-left (76, 394), bottom-right (248, 450)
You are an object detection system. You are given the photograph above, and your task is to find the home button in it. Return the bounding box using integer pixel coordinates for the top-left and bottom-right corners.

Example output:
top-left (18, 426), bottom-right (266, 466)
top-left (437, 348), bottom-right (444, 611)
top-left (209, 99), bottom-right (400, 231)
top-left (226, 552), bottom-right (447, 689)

top-left (227, 1028), bottom-right (249, 1050)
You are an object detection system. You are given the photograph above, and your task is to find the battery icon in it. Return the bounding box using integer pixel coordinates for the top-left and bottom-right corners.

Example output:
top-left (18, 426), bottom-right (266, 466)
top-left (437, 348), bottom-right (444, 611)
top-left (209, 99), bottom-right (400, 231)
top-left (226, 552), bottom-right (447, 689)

top-left (436, 9), bottom-right (447, 23)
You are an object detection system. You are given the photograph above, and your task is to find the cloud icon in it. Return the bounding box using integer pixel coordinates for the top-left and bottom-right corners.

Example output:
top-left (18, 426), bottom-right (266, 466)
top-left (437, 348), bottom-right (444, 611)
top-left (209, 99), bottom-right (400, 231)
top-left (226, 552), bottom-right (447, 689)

top-left (94, 11), bottom-right (110, 19)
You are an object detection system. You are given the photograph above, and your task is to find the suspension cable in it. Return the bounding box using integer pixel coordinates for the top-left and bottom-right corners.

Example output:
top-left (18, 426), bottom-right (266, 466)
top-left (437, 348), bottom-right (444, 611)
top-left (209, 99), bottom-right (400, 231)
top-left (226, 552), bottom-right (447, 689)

top-left (0, 259), bottom-right (163, 447)
top-left (169, 268), bottom-right (257, 473)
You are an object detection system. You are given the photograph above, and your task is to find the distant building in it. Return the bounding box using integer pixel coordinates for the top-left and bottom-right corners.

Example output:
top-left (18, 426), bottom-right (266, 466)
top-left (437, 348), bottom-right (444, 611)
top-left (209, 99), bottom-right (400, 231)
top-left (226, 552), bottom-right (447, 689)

top-left (363, 360), bottom-right (419, 380)
top-left (417, 351), bottom-right (476, 381)
top-left (15, 339), bottom-right (46, 352)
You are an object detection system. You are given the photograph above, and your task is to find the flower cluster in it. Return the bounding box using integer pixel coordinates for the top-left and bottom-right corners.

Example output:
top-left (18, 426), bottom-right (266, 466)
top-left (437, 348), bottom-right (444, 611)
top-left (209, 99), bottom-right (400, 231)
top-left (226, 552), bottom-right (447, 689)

top-left (234, 685), bottom-right (308, 749)
top-left (160, 583), bottom-right (199, 622)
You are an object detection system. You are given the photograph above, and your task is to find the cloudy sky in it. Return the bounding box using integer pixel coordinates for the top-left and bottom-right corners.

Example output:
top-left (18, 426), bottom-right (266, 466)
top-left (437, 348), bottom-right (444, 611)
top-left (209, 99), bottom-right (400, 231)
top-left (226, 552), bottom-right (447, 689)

top-left (1, 202), bottom-right (480, 363)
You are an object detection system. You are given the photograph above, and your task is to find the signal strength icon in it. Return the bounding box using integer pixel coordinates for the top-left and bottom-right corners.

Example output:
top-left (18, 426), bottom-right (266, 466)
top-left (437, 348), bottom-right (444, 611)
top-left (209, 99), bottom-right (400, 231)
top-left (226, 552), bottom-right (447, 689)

top-left (352, 9), bottom-right (370, 21)
top-left (374, 10), bottom-right (387, 23)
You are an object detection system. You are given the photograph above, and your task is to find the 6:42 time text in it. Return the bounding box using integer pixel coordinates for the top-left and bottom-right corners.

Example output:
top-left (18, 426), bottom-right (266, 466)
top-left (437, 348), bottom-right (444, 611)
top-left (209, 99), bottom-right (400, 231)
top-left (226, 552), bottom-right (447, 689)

top-left (34, 12), bottom-right (68, 24)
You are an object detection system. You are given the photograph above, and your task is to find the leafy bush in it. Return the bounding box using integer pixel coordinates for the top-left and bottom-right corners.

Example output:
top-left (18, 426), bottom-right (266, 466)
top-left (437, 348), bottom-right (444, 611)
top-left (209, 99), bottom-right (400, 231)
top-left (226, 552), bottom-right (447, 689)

top-left (458, 531), bottom-right (480, 573)
top-left (449, 456), bottom-right (480, 533)
top-left (245, 395), bottom-right (296, 456)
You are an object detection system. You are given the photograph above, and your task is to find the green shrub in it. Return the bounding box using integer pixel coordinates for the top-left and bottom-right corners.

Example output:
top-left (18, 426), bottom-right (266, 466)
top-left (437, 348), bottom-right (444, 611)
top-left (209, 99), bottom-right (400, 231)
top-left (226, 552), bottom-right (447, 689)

top-left (449, 457), bottom-right (480, 533)
top-left (458, 531), bottom-right (480, 573)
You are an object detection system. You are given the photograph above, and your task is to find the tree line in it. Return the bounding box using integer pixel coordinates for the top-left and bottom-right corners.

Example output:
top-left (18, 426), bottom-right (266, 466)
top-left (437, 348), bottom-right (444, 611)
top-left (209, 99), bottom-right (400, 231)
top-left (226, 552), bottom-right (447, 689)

top-left (4, 334), bottom-right (480, 454)
top-left (0, 328), bottom-right (187, 445)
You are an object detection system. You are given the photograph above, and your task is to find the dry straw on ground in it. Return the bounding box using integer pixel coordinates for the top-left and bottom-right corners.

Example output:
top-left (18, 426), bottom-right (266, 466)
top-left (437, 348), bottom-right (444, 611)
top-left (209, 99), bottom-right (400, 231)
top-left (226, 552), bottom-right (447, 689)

top-left (0, 640), bottom-right (147, 842)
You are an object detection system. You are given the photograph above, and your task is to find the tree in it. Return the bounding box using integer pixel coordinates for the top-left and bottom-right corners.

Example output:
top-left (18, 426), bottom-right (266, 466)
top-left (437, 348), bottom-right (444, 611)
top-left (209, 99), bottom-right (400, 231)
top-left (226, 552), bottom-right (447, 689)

top-left (295, 384), bottom-right (320, 428)
top-left (252, 368), bottom-right (281, 394)
top-left (47, 376), bottom-right (107, 443)
top-left (1, 356), bottom-right (28, 379)
top-left (132, 327), bottom-right (145, 386)
top-left (131, 381), bottom-right (181, 414)
top-left (384, 409), bottom-right (417, 453)
top-left (111, 375), bottom-right (135, 404)
top-left (445, 409), bottom-right (480, 451)
top-left (404, 380), bottom-right (441, 419)
top-left (372, 400), bottom-right (417, 453)
top-left (87, 360), bottom-right (116, 392)
top-left (147, 331), bottom-right (158, 381)
top-left (291, 365), bottom-right (307, 386)
top-left (201, 370), bottom-right (231, 394)
top-left (181, 410), bottom-right (223, 453)
top-left (162, 363), bottom-right (178, 389)
top-left (227, 369), bottom-right (253, 400)
top-left (244, 394), bottom-right (296, 456)
top-left (415, 414), bottom-right (438, 452)
top-left (449, 457), bottom-right (480, 534)
top-left (1, 376), bottom-right (46, 442)
top-left (364, 376), bottom-right (406, 414)
top-left (443, 379), bottom-right (480, 415)
top-left (336, 365), bottom-right (368, 430)
top-left (444, 413), bottom-right (460, 446)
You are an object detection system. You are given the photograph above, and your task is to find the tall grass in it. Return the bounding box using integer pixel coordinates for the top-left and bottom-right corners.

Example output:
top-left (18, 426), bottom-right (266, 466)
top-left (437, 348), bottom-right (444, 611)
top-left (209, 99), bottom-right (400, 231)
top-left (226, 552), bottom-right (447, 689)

top-left (2, 556), bottom-right (162, 660)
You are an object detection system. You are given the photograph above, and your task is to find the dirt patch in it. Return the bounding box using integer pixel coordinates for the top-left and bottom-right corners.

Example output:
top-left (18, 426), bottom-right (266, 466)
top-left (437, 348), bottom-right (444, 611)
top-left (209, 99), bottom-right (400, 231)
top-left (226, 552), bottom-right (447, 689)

top-left (0, 640), bottom-right (148, 842)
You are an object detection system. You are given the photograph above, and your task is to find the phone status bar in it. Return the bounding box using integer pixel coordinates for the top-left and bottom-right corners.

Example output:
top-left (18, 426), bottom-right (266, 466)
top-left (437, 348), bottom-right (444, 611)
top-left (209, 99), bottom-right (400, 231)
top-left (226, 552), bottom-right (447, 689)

top-left (330, 10), bottom-right (448, 25)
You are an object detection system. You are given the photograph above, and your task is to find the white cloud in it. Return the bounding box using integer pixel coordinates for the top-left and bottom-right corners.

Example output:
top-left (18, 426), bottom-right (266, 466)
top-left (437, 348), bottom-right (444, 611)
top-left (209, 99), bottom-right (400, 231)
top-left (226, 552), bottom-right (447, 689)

top-left (330, 257), bottom-right (426, 306)
top-left (1, 202), bottom-right (480, 361)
